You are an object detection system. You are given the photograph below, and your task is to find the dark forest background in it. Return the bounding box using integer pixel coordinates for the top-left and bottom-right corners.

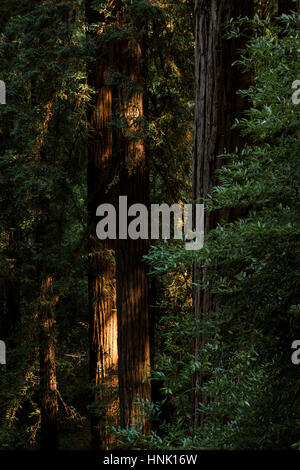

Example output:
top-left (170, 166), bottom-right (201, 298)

top-left (0, 0), bottom-right (300, 450)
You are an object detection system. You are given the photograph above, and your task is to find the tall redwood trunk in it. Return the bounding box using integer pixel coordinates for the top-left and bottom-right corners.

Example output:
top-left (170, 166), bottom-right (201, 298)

top-left (115, 2), bottom-right (151, 433)
top-left (86, 0), bottom-right (119, 449)
top-left (193, 0), bottom-right (253, 428)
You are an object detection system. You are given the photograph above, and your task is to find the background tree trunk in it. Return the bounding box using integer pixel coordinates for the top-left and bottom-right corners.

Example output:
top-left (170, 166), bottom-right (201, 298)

top-left (86, 0), bottom-right (119, 450)
top-left (193, 0), bottom-right (253, 429)
top-left (31, 75), bottom-right (59, 450)
top-left (39, 274), bottom-right (58, 450)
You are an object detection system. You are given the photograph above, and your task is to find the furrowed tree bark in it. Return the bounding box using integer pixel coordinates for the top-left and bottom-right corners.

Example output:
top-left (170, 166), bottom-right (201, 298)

top-left (115, 2), bottom-right (151, 434)
top-left (31, 74), bottom-right (59, 450)
top-left (2, 199), bottom-right (21, 348)
top-left (35, 172), bottom-right (58, 451)
top-left (193, 0), bottom-right (253, 429)
top-left (86, 0), bottom-right (119, 450)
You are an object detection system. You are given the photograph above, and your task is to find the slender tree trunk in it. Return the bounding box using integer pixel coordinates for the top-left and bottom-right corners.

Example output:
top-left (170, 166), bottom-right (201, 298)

top-left (39, 274), bottom-right (58, 450)
top-left (31, 74), bottom-right (59, 450)
top-left (86, 0), bottom-right (119, 449)
top-left (35, 168), bottom-right (59, 451)
top-left (193, 0), bottom-right (253, 429)
top-left (115, 2), bottom-right (151, 433)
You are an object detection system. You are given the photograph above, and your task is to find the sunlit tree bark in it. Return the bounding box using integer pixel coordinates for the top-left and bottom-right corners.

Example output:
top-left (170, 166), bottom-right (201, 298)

top-left (32, 75), bottom-right (59, 451)
top-left (115, 1), bottom-right (151, 433)
top-left (39, 274), bottom-right (58, 450)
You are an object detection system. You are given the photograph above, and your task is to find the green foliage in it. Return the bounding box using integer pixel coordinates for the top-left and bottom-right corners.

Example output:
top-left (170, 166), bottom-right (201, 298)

top-left (141, 12), bottom-right (300, 450)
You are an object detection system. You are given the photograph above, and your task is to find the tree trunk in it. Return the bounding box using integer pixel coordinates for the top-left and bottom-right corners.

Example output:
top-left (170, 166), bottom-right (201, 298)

top-left (31, 75), bottom-right (59, 450)
top-left (36, 184), bottom-right (58, 451)
top-left (86, 0), bottom-right (119, 450)
top-left (39, 275), bottom-right (58, 450)
top-left (193, 0), bottom-right (253, 429)
top-left (115, 2), bottom-right (151, 434)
